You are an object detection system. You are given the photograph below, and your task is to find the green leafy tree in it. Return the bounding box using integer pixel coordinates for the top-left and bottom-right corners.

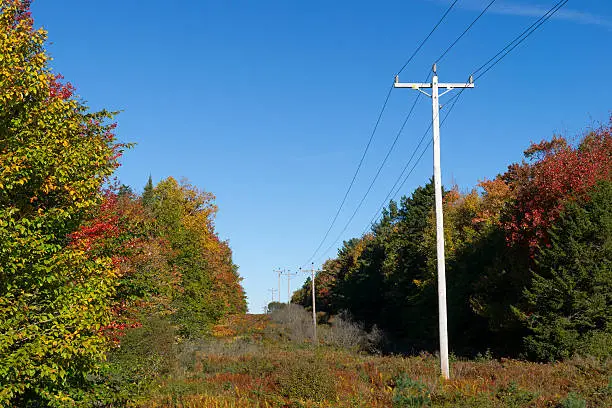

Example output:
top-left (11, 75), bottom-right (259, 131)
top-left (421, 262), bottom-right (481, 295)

top-left (148, 177), bottom-right (246, 336)
top-left (0, 1), bottom-right (126, 405)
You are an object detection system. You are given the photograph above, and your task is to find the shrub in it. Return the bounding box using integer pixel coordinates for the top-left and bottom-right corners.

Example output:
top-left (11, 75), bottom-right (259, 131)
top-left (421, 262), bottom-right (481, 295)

top-left (276, 354), bottom-right (336, 402)
top-left (392, 374), bottom-right (431, 408)
top-left (495, 382), bottom-right (538, 407)
top-left (269, 304), bottom-right (313, 343)
top-left (100, 316), bottom-right (176, 402)
top-left (267, 301), bottom-right (284, 313)
top-left (576, 328), bottom-right (612, 360)
top-left (324, 311), bottom-right (383, 353)
top-left (560, 392), bottom-right (587, 408)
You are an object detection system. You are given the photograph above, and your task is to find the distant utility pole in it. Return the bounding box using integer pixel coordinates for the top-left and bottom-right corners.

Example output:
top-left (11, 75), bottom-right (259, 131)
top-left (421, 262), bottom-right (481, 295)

top-left (268, 288), bottom-right (278, 303)
top-left (283, 270), bottom-right (298, 304)
top-left (274, 268), bottom-right (283, 302)
top-left (394, 64), bottom-right (474, 380)
top-left (300, 263), bottom-right (319, 344)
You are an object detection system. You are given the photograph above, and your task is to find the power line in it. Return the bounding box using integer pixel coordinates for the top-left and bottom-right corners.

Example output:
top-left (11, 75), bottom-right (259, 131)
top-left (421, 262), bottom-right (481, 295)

top-left (312, 1), bottom-right (494, 262)
top-left (394, 86), bottom-right (465, 199)
top-left (435, 0), bottom-right (498, 63)
top-left (313, 75), bottom-right (429, 263)
top-left (360, 88), bottom-right (465, 238)
top-left (374, 91), bottom-right (463, 227)
top-left (311, 0), bottom-right (501, 260)
top-left (396, 0), bottom-right (460, 75)
top-left (301, 83), bottom-right (393, 267)
top-left (303, 0), bottom-right (461, 266)
top-left (361, 0), bottom-right (570, 235)
top-left (310, 0), bottom-right (569, 264)
top-left (368, 0), bottom-right (500, 221)
top-left (317, 88), bottom-right (466, 263)
top-left (472, 0), bottom-right (569, 80)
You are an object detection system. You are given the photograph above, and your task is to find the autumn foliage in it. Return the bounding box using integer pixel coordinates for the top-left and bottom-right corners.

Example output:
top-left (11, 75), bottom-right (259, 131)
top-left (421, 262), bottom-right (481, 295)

top-left (0, 2), bottom-right (246, 405)
top-left (294, 120), bottom-right (612, 360)
top-left (0, 0), bottom-right (125, 405)
top-left (505, 129), bottom-right (612, 249)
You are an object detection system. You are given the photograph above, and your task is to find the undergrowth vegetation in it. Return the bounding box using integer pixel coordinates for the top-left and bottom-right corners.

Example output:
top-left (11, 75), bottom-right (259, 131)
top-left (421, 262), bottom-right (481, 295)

top-left (108, 311), bottom-right (611, 407)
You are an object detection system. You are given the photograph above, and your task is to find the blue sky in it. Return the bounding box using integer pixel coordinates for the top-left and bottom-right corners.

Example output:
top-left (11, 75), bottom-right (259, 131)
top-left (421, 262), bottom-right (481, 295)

top-left (32, 0), bottom-right (611, 312)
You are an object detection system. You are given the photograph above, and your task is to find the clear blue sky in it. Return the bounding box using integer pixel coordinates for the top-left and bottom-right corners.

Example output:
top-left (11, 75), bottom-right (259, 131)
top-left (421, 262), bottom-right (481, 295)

top-left (32, 0), bottom-right (611, 313)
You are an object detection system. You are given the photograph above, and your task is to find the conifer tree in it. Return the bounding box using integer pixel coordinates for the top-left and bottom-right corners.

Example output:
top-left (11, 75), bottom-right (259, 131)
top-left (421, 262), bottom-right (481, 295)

top-left (522, 181), bottom-right (612, 361)
top-left (141, 175), bottom-right (154, 207)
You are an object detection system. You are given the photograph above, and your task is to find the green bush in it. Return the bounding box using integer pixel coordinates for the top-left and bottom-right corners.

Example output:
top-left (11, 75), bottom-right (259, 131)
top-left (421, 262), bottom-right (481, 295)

top-left (495, 382), bottom-right (537, 407)
top-left (392, 374), bottom-right (430, 407)
top-left (576, 329), bottom-right (612, 360)
top-left (560, 392), bottom-right (587, 408)
top-left (276, 354), bottom-right (336, 402)
top-left (98, 316), bottom-right (176, 403)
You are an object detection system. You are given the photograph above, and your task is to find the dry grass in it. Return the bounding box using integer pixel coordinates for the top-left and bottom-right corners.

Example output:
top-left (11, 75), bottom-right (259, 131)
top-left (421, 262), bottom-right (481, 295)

top-left (137, 314), bottom-right (611, 407)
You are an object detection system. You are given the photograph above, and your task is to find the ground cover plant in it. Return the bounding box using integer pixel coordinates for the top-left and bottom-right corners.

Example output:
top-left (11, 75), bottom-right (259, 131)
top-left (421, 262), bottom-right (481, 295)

top-left (132, 311), bottom-right (611, 407)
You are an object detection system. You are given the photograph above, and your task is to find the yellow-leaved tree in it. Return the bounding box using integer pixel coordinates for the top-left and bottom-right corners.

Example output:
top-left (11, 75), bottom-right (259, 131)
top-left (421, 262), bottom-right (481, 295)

top-left (0, 1), bottom-right (127, 405)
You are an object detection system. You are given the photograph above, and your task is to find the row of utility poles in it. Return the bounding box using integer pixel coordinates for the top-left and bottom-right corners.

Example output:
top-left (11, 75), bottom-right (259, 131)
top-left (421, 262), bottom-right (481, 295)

top-left (269, 264), bottom-right (319, 344)
top-left (272, 268), bottom-right (297, 304)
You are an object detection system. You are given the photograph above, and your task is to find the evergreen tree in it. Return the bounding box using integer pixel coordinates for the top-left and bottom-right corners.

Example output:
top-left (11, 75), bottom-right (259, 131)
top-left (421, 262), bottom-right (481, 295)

top-left (381, 181), bottom-right (438, 348)
top-left (141, 175), bottom-right (154, 207)
top-left (522, 181), bottom-right (612, 361)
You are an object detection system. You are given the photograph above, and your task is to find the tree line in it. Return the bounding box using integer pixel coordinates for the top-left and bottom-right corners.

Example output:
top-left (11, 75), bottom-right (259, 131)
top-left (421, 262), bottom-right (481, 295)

top-left (0, 2), bottom-right (245, 405)
top-left (294, 123), bottom-right (611, 362)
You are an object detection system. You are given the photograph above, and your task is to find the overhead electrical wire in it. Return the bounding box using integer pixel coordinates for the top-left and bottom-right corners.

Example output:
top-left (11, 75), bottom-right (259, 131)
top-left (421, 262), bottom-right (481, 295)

top-left (393, 89), bottom-right (465, 199)
top-left (317, 96), bottom-right (463, 263)
top-left (314, 79), bottom-right (428, 263)
top-left (308, 0), bottom-right (570, 265)
top-left (396, 0), bottom-right (460, 75)
top-left (302, 1), bottom-right (461, 267)
top-left (435, 0), bottom-right (497, 63)
top-left (354, 91), bottom-right (460, 241)
top-left (300, 84), bottom-right (393, 267)
top-left (361, 121), bottom-right (434, 235)
top-left (359, 0), bottom-right (571, 237)
top-left (471, 0), bottom-right (569, 81)
top-left (313, 0), bottom-right (501, 262)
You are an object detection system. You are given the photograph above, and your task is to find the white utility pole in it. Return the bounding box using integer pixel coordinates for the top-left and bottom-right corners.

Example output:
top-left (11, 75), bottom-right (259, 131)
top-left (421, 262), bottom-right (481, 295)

top-left (274, 268), bottom-right (283, 302)
top-left (394, 64), bottom-right (474, 380)
top-left (300, 263), bottom-right (318, 344)
top-left (268, 288), bottom-right (278, 303)
top-left (284, 270), bottom-right (298, 304)
top-left (310, 263), bottom-right (317, 344)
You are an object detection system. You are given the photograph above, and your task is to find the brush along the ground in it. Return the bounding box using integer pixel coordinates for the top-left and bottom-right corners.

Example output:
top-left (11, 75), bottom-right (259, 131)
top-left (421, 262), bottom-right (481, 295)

top-left (135, 317), bottom-right (610, 408)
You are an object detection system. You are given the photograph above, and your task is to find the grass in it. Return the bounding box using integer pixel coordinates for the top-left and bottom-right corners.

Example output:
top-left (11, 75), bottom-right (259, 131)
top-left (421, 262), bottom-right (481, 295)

top-left (127, 314), bottom-right (611, 407)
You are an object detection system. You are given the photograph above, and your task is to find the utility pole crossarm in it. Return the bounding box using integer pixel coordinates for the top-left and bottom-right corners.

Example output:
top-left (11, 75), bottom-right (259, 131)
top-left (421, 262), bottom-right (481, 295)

top-left (394, 82), bottom-right (433, 89)
top-left (394, 81), bottom-right (474, 89)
